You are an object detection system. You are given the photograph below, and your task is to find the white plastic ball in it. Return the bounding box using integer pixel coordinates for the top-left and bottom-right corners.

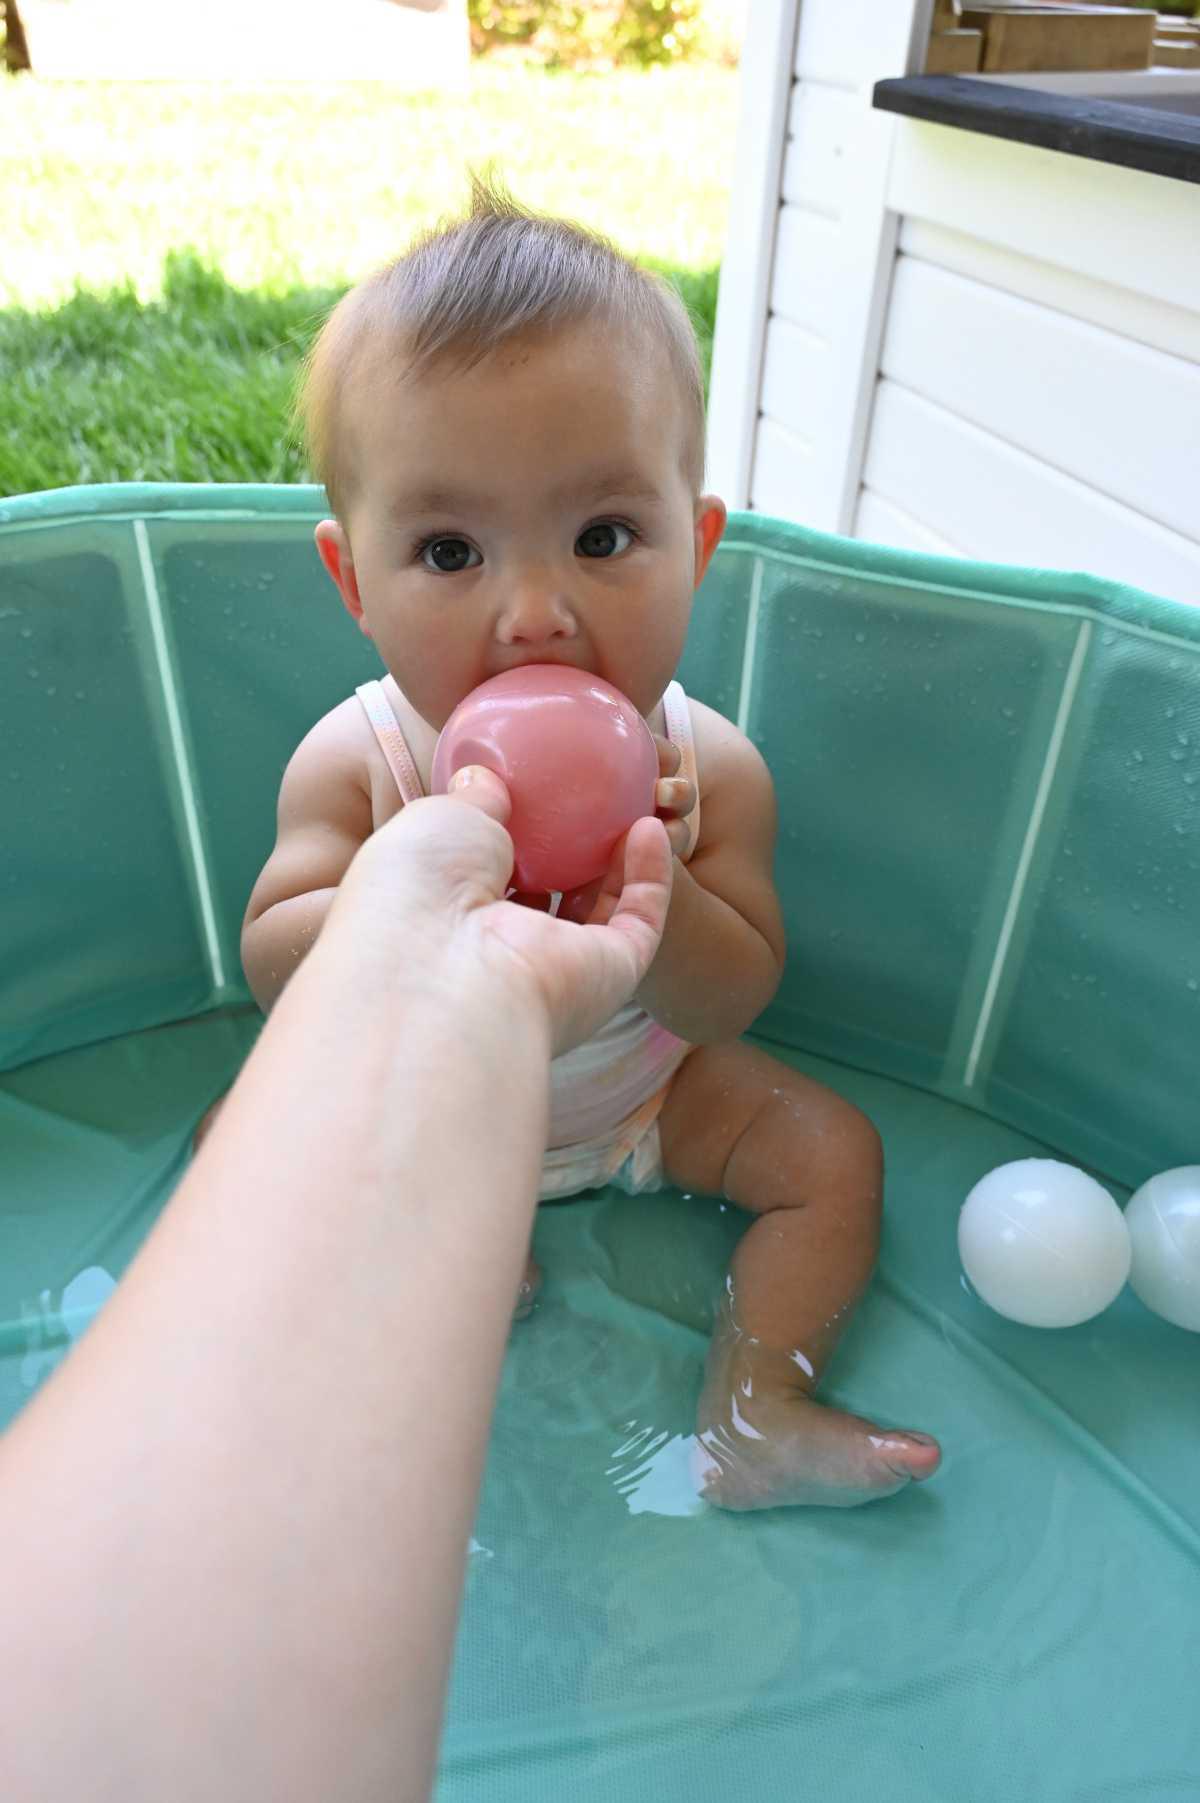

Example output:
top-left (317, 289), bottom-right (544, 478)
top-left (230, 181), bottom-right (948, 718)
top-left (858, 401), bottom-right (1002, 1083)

top-left (1124, 1166), bottom-right (1200, 1332)
top-left (958, 1158), bottom-right (1131, 1328)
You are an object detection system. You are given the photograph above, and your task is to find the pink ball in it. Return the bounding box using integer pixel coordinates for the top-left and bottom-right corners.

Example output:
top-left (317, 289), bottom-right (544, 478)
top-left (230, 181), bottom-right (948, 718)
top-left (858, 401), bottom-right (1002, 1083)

top-left (431, 665), bottom-right (659, 893)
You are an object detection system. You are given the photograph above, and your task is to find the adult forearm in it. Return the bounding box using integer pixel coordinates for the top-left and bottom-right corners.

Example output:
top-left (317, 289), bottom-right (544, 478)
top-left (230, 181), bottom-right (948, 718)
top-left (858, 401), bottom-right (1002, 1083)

top-left (635, 860), bottom-right (781, 1043)
top-left (0, 907), bottom-right (551, 1803)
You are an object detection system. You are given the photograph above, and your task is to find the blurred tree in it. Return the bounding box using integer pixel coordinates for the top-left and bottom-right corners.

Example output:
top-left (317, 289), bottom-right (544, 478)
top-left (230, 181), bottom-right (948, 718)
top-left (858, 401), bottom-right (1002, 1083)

top-left (3, 0), bottom-right (33, 73)
top-left (468, 0), bottom-right (732, 69)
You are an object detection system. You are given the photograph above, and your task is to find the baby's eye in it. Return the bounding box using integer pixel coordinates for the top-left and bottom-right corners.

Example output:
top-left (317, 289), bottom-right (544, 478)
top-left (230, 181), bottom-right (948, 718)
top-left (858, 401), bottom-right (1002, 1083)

top-left (576, 521), bottom-right (634, 559)
top-left (419, 536), bottom-right (481, 574)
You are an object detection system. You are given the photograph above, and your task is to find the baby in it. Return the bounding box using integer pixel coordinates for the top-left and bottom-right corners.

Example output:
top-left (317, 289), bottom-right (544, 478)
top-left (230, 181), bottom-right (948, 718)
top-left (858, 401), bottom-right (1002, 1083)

top-left (238, 175), bottom-right (941, 1511)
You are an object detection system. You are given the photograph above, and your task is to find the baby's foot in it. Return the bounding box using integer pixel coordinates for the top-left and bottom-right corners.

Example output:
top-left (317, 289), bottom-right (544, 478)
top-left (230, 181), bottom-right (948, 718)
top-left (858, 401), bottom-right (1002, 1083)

top-left (513, 1253), bottom-right (542, 1323)
top-left (694, 1381), bottom-right (940, 1512)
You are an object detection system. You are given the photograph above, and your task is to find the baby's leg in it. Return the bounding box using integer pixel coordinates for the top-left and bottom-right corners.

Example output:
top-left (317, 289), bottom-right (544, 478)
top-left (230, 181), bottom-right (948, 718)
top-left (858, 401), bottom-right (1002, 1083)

top-left (658, 1043), bottom-right (941, 1510)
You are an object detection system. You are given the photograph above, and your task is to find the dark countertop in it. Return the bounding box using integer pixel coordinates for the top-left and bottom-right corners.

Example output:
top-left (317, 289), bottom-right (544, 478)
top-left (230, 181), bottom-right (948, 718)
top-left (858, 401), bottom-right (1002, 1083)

top-left (873, 74), bottom-right (1200, 187)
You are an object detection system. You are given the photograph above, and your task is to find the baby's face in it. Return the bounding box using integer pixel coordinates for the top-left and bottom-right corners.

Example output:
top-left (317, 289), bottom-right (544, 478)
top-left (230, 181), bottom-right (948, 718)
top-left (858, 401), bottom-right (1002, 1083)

top-left (320, 320), bottom-right (725, 727)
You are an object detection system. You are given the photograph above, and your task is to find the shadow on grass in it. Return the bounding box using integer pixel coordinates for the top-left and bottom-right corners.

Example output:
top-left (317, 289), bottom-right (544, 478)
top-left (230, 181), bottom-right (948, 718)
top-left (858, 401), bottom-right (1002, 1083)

top-left (1, 250), bottom-right (721, 498)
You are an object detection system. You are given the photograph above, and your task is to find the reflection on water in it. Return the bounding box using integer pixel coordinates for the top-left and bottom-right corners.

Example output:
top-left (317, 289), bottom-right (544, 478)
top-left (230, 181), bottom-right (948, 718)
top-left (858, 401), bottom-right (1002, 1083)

top-left (606, 1419), bottom-right (706, 1518)
top-left (16, 1264), bottom-right (117, 1393)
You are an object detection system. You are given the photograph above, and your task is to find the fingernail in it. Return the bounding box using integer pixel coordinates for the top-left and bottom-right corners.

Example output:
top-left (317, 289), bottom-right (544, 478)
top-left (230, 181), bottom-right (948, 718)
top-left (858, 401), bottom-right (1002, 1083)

top-left (449, 768), bottom-right (474, 792)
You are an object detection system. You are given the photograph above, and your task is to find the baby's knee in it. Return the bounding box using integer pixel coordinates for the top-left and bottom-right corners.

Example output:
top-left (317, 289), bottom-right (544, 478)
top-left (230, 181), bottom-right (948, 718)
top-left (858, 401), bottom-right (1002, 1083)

top-left (807, 1093), bottom-right (883, 1222)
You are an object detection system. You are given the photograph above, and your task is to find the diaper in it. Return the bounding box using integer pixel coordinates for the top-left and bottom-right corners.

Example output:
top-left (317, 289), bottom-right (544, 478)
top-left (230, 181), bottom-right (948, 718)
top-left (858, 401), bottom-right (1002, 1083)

top-left (539, 1088), bottom-right (670, 1202)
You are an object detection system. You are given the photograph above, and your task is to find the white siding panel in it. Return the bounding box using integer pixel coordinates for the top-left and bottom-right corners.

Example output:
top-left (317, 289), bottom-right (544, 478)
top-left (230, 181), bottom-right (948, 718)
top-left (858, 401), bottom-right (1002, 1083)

top-left (769, 205), bottom-right (842, 341)
top-left (862, 381), bottom-right (1200, 607)
top-left (760, 315), bottom-right (836, 445)
top-left (782, 83), bottom-right (856, 220)
top-left (795, 0), bottom-right (934, 88)
top-left (887, 120), bottom-right (1200, 316)
top-left (750, 417), bottom-right (823, 523)
top-left (854, 488), bottom-right (960, 557)
top-left (793, 2), bottom-right (870, 87)
top-left (702, 0), bottom-right (798, 505)
top-left (898, 220), bottom-right (1200, 367)
top-left (881, 257), bottom-right (1200, 543)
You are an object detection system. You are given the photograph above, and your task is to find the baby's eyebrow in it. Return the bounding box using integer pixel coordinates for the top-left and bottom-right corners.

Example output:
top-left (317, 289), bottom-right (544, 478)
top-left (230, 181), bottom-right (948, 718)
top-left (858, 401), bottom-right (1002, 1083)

top-left (393, 471), bottom-right (664, 517)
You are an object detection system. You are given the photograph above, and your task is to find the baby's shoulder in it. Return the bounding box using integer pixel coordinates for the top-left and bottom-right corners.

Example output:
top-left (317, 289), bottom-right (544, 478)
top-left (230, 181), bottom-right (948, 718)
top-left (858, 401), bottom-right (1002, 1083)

top-left (685, 696), bottom-right (775, 803)
top-left (287, 694), bottom-right (376, 780)
top-left (281, 694), bottom-right (401, 832)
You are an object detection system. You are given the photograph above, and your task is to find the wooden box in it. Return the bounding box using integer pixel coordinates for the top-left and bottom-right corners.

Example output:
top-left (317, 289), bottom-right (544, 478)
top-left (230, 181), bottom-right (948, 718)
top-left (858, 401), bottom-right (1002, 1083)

top-left (1153, 39), bottom-right (1200, 68)
top-left (926, 27), bottom-right (985, 72)
top-left (959, 5), bottom-right (1156, 73)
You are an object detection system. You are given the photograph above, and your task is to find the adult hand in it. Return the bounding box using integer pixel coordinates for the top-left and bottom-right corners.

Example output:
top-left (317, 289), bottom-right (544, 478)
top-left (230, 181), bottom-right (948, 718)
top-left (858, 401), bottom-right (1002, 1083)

top-left (333, 765), bottom-right (673, 1056)
top-left (556, 733), bottom-right (692, 930)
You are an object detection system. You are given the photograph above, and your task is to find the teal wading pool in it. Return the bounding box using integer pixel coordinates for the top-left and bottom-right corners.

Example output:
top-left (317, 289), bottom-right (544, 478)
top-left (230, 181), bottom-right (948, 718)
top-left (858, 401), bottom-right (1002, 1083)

top-left (2, 485), bottom-right (1198, 1800)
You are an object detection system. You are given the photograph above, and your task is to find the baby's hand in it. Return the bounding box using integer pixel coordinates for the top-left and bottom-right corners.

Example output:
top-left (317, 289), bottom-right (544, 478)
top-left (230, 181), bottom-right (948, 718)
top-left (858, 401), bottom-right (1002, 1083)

top-left (653, 735), bottom-right (696, 862)
top-left (558, 737), bottom-right (694, 927)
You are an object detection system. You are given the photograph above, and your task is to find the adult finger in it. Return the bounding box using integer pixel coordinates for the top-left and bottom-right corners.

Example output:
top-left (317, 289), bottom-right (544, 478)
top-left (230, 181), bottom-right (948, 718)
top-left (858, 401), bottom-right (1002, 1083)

top-left (446, 764), bottom-right (512, 825)
top-left (349, 784), bottom-right (514, 918)
top-left (595, 816), bottom-right (673, 983)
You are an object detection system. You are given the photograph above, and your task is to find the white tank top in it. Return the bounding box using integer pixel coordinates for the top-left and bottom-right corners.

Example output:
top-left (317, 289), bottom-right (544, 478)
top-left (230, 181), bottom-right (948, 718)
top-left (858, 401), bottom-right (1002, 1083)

top-left (355, 676), bottom-right (700, 1148)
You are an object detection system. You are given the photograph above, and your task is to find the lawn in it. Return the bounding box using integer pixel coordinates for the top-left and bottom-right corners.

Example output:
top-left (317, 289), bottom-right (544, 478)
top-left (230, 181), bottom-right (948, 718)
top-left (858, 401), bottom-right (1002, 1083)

top-left (0, 65), bottom-right (739, 495)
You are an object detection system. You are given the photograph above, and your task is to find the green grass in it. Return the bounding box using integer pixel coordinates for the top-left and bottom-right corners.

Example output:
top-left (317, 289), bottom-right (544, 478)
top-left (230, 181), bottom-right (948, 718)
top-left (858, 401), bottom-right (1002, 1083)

top-left (0, 67), bottom-right (736, 496)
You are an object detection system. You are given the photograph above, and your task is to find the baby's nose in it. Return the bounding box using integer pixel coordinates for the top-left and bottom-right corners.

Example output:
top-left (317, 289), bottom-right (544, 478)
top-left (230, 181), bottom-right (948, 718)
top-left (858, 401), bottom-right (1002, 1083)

top-left (497, 582), bottom-right (578, 645)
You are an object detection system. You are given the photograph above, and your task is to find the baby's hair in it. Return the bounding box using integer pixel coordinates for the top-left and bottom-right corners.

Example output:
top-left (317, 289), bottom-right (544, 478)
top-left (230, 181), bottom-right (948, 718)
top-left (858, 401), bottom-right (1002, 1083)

top-left (298, 168), bottom-right (707, 521)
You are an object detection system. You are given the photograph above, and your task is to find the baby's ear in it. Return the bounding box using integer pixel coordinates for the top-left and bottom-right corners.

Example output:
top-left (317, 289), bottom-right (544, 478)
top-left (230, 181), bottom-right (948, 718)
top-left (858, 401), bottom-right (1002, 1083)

top-left (692, 495), bottom-right (727, 588)
top-left (314, 520), bottom-right (371, 635)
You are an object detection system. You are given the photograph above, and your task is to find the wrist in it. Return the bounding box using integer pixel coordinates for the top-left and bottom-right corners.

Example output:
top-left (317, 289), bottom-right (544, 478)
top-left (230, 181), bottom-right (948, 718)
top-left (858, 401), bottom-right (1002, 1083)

top-left (314, 900), bottom-right (552, 1063)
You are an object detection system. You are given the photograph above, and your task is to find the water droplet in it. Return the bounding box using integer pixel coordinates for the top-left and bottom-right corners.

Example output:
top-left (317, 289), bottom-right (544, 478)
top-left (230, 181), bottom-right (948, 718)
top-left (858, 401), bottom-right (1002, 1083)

top-left (19, 627), bottom-right (33, 640)
top-left (1132, 750), bottom-right (1145, 763)
top-left (1188, 979), bottom-right (1198, 993)
top-left (45, 686), bottom-right (57, 697)
top-left (74, 691), bottom-right (86, 702)
top-left (854, 631), bottom-right (866, 644)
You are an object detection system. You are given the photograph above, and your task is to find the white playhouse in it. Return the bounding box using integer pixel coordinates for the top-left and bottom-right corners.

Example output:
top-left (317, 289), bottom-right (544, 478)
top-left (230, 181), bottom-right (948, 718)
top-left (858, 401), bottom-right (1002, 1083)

top-left (707, 0), bottom-right (1200, 606)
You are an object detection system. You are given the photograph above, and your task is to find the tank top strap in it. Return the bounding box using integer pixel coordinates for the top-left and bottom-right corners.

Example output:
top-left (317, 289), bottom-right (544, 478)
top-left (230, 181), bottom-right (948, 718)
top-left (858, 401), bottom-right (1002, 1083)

top-left (355, 679), bottom-right (426, 806)
top-left (660, 679), bottom-right (701, 863)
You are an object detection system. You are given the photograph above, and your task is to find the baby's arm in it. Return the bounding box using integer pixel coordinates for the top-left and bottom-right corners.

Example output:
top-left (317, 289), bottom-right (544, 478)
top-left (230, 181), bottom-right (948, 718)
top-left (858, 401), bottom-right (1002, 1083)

top-left (241, 707), bottom-right (378, 1014)
top-left (635, 705), bottom-right (785, 1044)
